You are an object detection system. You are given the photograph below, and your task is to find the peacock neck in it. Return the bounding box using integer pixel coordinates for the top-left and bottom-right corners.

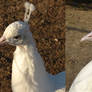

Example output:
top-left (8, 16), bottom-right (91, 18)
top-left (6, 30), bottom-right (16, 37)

top-left (16, 43), bottom-right (46, 74)
top-left (15, 43), bottom-right (50, 81)
top-left (12, 43), bottom-right (54, 92)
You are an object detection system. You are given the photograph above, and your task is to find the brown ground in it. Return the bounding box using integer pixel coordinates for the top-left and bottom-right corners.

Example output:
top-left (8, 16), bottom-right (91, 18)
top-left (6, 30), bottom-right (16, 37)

top-left (0, 0), bottom-right (65, 92)
top-left (66, 4), bottom-right (92, 92)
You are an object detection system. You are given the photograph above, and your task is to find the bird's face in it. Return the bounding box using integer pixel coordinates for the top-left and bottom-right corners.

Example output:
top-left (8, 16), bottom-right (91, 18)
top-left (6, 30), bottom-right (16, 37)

top-left (0, 21), bottom-right (30, 46)
top-left (81, 32), bottom-right (92, 42)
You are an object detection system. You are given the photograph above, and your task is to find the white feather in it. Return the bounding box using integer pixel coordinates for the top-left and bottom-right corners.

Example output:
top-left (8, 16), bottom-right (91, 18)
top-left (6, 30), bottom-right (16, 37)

top-left (69, 61), bottom-right (92, 92)
top-left (24, 2), bottom-right (35, 22)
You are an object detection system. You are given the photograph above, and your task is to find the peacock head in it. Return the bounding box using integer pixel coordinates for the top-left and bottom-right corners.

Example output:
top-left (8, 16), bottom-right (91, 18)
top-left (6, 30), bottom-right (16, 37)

top-left (0, 21), bottom-right (32, 46)
top-left (0, 2), bottom-right (35, 46)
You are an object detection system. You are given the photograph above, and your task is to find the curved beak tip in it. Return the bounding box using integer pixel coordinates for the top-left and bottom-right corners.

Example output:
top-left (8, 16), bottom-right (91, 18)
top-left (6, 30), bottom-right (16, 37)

top-left (0, 36), bottom-right (6, 45)
top-left (80, 36), bottom-right (90, 42)
top-left (80, 38), bottom-right (85, 42)
top-left (80, 32), bottom-right (92, 42)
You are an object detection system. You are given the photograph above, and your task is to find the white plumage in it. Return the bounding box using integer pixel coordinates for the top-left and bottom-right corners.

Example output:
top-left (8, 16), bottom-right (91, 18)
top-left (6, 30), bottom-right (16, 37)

top-left (69, 32), bottom-right (92, 92)
top-left (0, 2), bottom-right (65, 92)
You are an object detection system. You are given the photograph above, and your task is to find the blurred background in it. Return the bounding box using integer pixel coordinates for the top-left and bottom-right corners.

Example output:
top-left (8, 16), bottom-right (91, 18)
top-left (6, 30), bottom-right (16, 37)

top-left (0, 0), bottom-right (65, 92)
top-left (66, 0), bottom-right (92, 92)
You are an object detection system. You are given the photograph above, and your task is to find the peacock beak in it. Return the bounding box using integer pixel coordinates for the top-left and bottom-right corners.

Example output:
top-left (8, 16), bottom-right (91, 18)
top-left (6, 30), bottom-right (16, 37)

top-left (80, 32), bottom-right (92, 42)
top-left (0, 36), bottom-right (6, 45)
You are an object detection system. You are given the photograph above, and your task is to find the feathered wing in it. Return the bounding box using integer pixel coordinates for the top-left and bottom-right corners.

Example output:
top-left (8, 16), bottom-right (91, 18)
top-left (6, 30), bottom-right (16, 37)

top-left (49, 72), bottom-right (65, 92)
top-left (69, 61), bottom-right (92, 92)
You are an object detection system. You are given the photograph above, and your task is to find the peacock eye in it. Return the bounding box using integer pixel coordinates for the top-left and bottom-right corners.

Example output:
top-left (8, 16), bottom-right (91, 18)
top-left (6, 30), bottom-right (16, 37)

top-left (14, 35), bottom-right (21, 39)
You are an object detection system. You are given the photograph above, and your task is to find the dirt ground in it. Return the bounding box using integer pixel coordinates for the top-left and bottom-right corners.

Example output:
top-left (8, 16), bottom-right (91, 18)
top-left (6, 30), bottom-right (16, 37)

top-left (0, 0), bottom-right (65, 92)
top-left (66, 4), bottom-right (92, 91)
